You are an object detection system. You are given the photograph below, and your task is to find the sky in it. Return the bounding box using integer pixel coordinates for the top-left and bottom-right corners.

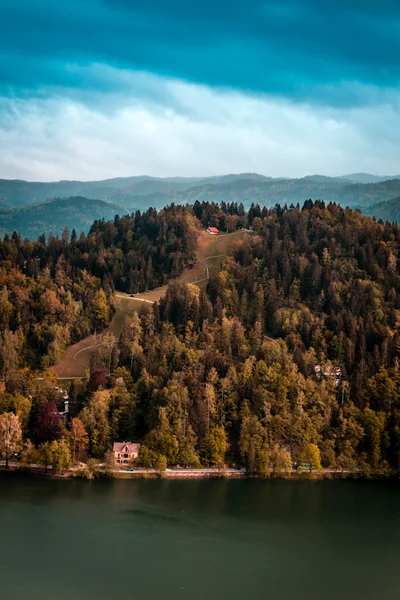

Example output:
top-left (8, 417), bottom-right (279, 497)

top-left (1, 0), bottom-right (400, 181)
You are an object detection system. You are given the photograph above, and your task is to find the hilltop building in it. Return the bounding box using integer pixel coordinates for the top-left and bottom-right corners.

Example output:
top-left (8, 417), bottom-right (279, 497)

top-left (315, 364), bottom-right (341, 386)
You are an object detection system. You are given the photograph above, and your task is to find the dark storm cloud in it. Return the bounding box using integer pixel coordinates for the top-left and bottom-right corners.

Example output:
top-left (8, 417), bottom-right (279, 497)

top-left (0, 0), bottom-right (400, 105)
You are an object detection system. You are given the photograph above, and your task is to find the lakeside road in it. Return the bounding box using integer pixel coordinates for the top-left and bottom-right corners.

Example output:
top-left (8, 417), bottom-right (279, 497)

top-left (100, 467), bottom-right (371, 478)
top-left (0, 462), bottom-right (246, 478)
top-left (1, 461), bottom-right (376, 479)
top-left (118, 467), bottom-right (247, 477)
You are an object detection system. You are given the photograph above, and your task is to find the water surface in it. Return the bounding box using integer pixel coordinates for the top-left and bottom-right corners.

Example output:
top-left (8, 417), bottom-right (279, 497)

top-left (0, 474), bottom-right (399, 600)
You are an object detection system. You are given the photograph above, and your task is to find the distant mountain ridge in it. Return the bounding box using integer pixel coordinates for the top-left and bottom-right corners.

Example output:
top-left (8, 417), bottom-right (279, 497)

top-left (338, 173), bottom-right (400, 184)
top-left (0, 173), bottom-right (271, 210)
top-left (2, 173), bottom-right (400, 239)
top-left (1, 172), bottom-right (400, 212)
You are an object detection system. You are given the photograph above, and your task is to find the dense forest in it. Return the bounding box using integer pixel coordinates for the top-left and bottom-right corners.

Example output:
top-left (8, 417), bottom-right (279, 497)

top-left (0, 200), bottom-right (399, 476)
top-left (0, 205), bottom-right (197, 369)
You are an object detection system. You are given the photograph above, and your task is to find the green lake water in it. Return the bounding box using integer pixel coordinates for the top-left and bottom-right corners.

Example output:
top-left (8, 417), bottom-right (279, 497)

top-left (0, 474), bottom-right (399, 600)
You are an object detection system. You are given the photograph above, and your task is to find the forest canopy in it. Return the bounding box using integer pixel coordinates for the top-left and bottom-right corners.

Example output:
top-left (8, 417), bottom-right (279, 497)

top-left (0, 199), bottom-right (399, 476)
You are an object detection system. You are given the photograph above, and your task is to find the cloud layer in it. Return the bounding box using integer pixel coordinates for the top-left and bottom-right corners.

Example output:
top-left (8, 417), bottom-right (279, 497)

top-left (1, 0), bottom-right (400, 179)
top-left (2, 68), bottom-right (400, 181)
top-left (2, 0), bottom-right (400, 103)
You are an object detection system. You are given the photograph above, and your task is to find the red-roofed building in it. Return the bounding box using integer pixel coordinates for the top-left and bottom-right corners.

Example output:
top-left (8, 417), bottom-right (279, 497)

top-left (207, 226), bottom-right (219, 235)
top-left (113, 442), bottom-right (141, 464)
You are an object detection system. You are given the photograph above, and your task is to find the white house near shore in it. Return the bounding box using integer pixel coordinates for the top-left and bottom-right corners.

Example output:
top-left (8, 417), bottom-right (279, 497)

top-left (113, 442), bottom-right (141, 465)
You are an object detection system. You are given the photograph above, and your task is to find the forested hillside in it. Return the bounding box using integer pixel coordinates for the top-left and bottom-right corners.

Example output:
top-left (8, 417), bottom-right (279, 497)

top-left (366, 196), bottom-right (400, 224)
top-left (0, 205), bottom-right (197, 369)
top-left (0, 201), bottom-right (399, 476)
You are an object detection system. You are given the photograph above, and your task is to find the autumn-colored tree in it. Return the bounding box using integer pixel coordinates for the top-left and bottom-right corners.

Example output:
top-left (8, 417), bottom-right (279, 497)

top-left (39, 439), bottom-right (72, 474)
top-left (0, 412), bottom-right (22, 467)
top-left (32, 400), bottom-right (64, 445)
top-left (102, 332), bottom-right (118, 376)
top-left (104, 450), bottom-right (116, 475)
top-left (137, 445), bottom-right (160, 468)
top-left (80, 390), bottom-right (111, 457)
top-left (92, 289), bottom-right (110, 330)
top-left (87, 370), bottom-right (107, 393)
top-left (303, 443), bottom-right (322, 473)
top-left (0, 329), bottom-right (20, 383)
top-left (146, 408), bottom-right (179, 465)
top-left (157, 454), bottom-right (167, 476)
top-left (51, 439), bottom-right (72, 474)
top-left (20, 439), bottom-right (39, 466)
top-left (0, 286), bottom-right (13, 328)
top-left (119, 313), bottom-right (143, 372)
top-left (239, 413), bottom-right (270, 477)
top-left (37, 441), bottom-right (52, 472)
top-left (10, 393), bottom-right (32, 434)
top-left (201, 426), bottom-right (227, 466)
top-left (362, 407), bottom-right (386, 470)
top-left (271, 444), bottom-right (293, 477)
top-left (178, 425), bottom-right (199, 467)
top-left (69, 417), bottom-right (89, 463)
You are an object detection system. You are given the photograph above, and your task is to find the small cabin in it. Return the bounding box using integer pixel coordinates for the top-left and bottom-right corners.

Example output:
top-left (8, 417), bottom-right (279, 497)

top-left (207, 226), bottom-right (219, 235)
top-left (113, 442), bottom-right (141, 465)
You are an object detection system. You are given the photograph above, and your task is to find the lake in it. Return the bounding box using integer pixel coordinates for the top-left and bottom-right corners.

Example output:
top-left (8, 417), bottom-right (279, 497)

top-left (0, 474), bottom-right (399, 600)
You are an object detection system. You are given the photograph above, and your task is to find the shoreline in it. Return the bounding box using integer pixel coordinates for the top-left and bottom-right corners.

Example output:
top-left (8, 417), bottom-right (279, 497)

top-left (1, 463), bottom-right (398, 482)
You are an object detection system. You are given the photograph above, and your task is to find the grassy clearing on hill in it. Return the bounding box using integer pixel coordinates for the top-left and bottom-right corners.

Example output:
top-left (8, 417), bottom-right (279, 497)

top-left (52, 230), bottom-right (251, 378)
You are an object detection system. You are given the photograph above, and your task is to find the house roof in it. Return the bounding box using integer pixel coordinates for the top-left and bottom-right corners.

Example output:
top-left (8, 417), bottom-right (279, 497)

top-left (113, 442), bottom-right (141, 453)
top-left (208, 227), bottom-right (219, 233)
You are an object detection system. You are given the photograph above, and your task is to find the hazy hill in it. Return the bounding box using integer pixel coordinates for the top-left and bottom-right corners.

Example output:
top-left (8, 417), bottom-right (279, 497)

top-left (170, 176), bottom-right (400, 210)
top-left (0, 174), bottom-right (266, 210)
top-left (171, 176), bottom-right (348, 207)
top-left (339, 173), bottom-right (400, 184)
top-left (366, 196), bottom-right (400, 223)
top-left (336, 179), bottom-right (400, 208)
top-left (1, 173), bottom-right (400, 212)
top-left (0, 196), bottom-right (126, 239)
